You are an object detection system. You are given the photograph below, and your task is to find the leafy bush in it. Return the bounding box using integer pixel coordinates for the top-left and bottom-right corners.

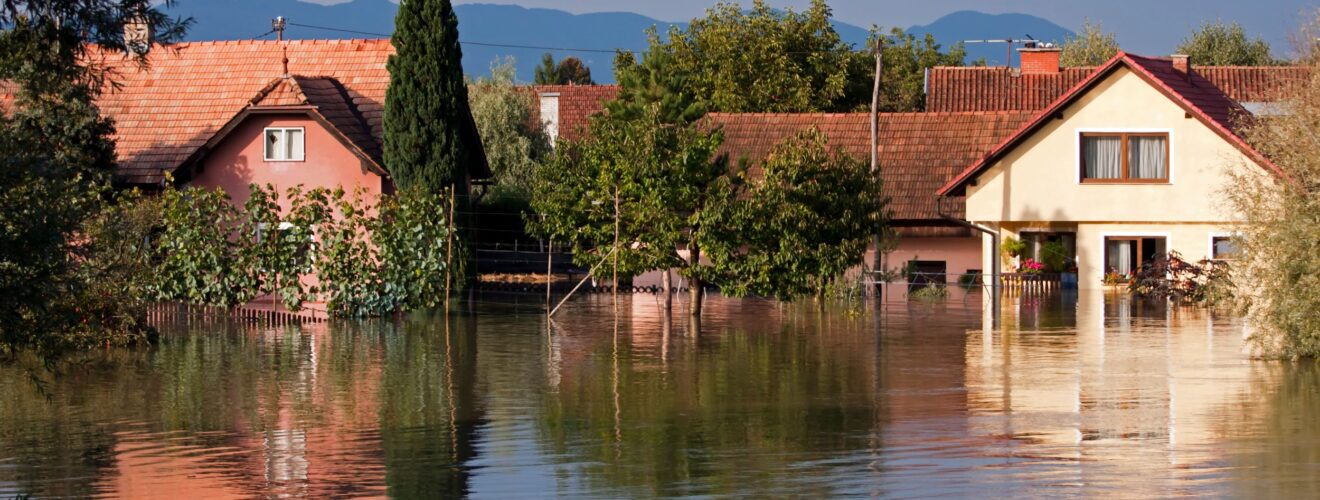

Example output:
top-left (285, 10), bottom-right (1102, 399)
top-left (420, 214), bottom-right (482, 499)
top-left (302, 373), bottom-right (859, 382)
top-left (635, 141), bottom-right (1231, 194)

top-left (1001, 236), bottom-right (1026, 261)
top-left (1039, 240), bottom-right (1069, 273)
top-left (909, 284), bottom-right (949, 301)
top-left (1129, 251), bottom-right (1234, 305)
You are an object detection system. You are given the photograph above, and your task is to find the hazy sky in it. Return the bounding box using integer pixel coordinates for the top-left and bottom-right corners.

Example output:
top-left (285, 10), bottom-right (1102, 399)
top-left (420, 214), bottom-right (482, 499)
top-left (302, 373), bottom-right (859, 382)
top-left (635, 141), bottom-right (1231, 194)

top-left (301, 0), bottom-right (1319, 56)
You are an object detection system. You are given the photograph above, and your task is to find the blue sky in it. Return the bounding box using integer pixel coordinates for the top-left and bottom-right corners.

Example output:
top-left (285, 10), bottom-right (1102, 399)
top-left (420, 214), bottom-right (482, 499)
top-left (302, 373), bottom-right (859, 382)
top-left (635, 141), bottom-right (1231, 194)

top-left (300, 0), bottom-right (1318, 56)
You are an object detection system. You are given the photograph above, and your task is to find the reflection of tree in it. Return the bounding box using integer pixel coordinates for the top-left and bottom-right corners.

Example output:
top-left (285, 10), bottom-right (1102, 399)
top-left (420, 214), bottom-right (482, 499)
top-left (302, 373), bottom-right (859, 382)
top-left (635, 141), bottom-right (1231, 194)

top-left (379, 314), bottom-right (483, 498)
top-left (1228, 362), bottom-right (1320, 497)
top-left (538, 313), bottom-right (879, 496)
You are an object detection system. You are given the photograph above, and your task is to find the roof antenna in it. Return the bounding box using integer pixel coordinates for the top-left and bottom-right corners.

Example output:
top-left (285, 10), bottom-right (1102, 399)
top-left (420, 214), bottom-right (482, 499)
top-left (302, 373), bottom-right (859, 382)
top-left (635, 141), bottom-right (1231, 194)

top-left (273, 16), bottom-right (286, 42)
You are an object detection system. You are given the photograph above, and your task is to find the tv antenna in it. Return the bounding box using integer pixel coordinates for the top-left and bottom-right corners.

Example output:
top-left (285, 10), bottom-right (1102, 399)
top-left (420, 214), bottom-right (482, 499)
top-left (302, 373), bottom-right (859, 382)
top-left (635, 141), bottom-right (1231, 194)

top-left (962, 35), bottom-right (1050, 67)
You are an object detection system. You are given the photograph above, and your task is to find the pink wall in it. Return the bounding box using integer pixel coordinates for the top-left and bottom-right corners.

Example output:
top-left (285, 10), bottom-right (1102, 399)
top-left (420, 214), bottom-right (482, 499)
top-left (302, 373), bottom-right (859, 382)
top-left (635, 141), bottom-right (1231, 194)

top-left (868, 236), bottom-right (983, 283)
top-left (190, 113), bottom-right (385, 209)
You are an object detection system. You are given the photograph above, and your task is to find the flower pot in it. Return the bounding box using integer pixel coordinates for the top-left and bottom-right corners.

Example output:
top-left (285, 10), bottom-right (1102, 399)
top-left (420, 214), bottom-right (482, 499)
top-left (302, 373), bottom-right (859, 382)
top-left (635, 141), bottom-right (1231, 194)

top-left (1061, 272), bottom-right (1078, 290)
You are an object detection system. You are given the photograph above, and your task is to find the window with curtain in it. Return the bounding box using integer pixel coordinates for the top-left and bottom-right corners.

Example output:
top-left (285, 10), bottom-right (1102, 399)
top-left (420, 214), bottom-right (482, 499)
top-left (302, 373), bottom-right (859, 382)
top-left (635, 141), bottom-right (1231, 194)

top-left (264, 127), bottom-right (306, 162)
top-left (1081, 133), bottom-right (1168, 183)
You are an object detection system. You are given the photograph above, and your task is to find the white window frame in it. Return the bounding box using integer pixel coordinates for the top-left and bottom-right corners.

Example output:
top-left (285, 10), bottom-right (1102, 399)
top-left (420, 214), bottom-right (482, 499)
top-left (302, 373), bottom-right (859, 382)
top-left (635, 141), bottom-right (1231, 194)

top-left (1074, 128), bottom-right (1175, 185)
top-left (264, 127), bottom-right (306, 162)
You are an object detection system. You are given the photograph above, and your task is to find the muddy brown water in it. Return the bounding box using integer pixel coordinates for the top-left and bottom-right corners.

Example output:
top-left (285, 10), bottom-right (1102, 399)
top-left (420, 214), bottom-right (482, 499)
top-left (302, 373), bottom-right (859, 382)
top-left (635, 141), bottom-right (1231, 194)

top-left (1, 290), bottom-right (1317, 498)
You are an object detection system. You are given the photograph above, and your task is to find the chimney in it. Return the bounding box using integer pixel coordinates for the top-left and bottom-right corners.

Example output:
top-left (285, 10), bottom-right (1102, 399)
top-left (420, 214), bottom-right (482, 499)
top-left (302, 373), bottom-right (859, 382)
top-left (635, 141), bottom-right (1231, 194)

top-left (1171, 54), bottom-right (1190, 79)
top-left (539, 92), bottom-right (561, 146)
top-left (1018, 45), bottom-right (1061, 75)
top-left (123, 15), bottom-right (152, 55)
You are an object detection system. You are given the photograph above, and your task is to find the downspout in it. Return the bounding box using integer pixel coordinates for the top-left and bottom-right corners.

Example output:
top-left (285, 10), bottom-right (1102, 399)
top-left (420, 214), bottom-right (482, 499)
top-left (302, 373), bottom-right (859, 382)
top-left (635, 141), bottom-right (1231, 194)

top-left (936, 195), bottom-right (1001, 325)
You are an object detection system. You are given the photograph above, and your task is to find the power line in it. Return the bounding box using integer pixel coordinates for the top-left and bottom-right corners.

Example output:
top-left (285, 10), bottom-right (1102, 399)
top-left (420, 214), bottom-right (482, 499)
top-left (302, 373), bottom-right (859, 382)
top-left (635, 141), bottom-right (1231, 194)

top-left (285, 21), bottom-right (624, 54)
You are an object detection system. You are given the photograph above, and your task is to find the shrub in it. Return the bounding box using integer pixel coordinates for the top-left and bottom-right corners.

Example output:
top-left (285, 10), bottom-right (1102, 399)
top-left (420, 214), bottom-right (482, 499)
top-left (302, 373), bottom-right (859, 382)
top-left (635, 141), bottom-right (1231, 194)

top-left (1129, 251), bottom-right (1234, 305)
top-left (1039, 240), bottom-right (1069, 273)
top-left (909, 284), bottom-right (949, 301)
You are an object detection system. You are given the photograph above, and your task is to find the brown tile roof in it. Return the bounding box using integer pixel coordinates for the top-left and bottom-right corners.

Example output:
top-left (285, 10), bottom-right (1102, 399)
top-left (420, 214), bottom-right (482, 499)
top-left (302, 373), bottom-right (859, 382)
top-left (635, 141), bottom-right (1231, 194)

top-left (940, 52), bottom-right (1281, 196)
top-left (90, 39), bottom-right (487, 185)
top-left (708, 111), bottom-right (1033, 224)
top-left (532, 84), bottom-right (618, 141)
top-left (926, 65), bottom-right (1309, 112)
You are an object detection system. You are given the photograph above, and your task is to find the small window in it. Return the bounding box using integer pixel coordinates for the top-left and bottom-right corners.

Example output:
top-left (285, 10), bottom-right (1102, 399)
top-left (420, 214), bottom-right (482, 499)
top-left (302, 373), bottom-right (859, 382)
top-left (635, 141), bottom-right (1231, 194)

top-left (1211, 236), bottom-right (1238, 260)
top-left (1081, 133), bottom-right (1168, 183)
top-left (264, 127), bottom-right (305, 161)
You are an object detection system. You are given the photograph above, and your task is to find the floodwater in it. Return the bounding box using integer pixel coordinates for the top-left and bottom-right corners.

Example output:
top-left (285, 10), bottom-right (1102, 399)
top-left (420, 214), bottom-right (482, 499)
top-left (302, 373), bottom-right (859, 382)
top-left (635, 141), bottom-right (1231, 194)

top-left (2, 289), bottom-right (1318, 498)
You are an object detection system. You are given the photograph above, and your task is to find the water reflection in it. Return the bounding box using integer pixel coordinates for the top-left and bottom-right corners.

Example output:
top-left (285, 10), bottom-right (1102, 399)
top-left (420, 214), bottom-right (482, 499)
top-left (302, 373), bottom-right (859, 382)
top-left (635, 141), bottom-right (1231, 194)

top-left (0, 292), bottom-right (1317, 497)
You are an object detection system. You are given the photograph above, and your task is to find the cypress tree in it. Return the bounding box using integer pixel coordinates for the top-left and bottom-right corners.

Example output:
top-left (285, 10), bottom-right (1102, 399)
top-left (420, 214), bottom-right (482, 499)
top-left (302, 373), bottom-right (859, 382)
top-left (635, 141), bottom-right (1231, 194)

top-left (385, 0), bottom-right (473, 193)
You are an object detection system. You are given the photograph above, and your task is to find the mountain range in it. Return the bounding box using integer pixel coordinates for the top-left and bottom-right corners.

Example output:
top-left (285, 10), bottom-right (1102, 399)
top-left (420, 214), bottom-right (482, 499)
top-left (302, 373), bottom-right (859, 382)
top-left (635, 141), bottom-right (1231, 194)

top-left (164, 0), bottom-right (1075, 83)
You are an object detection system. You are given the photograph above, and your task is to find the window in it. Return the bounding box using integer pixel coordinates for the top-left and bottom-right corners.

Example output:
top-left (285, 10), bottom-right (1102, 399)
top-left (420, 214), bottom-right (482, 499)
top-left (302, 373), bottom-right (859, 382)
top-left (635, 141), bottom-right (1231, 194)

top-left (1081, 133), bottom-right (1168, 183)
top-left (906, 260), bottom-right (947, 288)
top-left (264, 127), bottom-right (305, 161)
top-left (1211, 236), bottom-right (1239, 260)
top-left (1104, 236), bottom-right (1165, 279)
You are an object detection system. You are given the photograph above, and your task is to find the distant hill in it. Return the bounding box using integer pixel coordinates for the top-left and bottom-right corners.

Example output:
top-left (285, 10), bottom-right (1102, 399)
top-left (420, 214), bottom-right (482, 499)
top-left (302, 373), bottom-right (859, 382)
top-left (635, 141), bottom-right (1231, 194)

top-left (906, 11), bottom-right (1074, 66)
top-left (164, 1), bottom-right (1073, 82)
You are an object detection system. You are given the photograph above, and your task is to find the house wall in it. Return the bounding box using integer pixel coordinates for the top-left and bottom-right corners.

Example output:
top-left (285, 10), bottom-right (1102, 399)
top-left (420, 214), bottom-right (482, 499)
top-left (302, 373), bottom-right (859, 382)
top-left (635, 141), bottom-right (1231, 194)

top-left (191, 113), bottom-right (386, 210)
top-left (983, 222), bottom-right (1236, 288)
top-left (962, 66), bottom-right (1272, 289)
top-left (964, 67), bottom-right (1264, 224)
top-left (871, 236), bottom-right (983, 283)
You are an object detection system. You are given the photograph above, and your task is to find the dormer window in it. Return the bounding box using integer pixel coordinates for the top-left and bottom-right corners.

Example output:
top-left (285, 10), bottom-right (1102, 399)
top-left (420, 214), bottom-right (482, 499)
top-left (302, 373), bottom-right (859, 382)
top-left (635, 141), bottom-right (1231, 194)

top-left (264, 127), bottom-right (305, 161)
top-left (1081, 132), bottom-right (1168, 183)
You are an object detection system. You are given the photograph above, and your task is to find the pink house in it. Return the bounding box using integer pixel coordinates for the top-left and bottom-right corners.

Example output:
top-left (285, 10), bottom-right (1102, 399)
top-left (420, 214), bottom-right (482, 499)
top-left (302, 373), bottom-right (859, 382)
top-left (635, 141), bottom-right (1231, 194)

top-left (94, 39), bottom-right (489, 203)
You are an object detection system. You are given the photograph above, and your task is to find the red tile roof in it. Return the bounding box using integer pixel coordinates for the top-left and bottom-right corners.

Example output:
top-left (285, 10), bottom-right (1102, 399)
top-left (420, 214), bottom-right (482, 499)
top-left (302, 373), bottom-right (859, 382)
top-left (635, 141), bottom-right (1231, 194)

top-left (532, 84), bottom-right (618, 141)
top-left (90, 39), bottom-right (487, 185)
top-left (0, 80), bottom-right (16, 114)
top-left (926, 65), bottom-right (1308, 112)
top-left (939, 52), bottom-right (1281, 197)
top-left (708, 111), bottom-right (1032, 225)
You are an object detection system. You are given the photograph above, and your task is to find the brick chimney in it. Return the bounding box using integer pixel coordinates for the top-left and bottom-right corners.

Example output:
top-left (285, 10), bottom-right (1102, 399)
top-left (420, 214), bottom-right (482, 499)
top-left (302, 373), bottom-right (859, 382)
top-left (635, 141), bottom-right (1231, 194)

top-left (1171, 54), bottom-right (1190, 79)
top-left (1018, 47), bottom-right (1061, 75)
top-left (123, 15), bottom-right (152, 55)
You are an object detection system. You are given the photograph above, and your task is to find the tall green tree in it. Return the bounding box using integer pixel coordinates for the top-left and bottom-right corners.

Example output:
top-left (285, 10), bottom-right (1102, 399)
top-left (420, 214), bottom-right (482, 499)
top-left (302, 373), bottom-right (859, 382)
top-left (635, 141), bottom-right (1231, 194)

top-left (1176, 20), bottom-right (1276, 66)
top-left (468, 57), bottom-right (551, 199)
top-left (0, 1), bottom-right (187, 356)
top-left (533, 53), bottom-right (594, 85)
top-left (1060, 21), bottom-right (1121, 67)
top-left (385, 0), bottom-right (477, 194)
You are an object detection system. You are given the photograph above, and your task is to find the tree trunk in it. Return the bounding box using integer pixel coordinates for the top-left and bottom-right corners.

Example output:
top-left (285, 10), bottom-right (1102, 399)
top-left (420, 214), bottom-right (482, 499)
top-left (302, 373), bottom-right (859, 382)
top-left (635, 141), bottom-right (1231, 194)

top-left (662, 268), bottom-right (673, 313)
top-left (688, 243), bottom-right (703, 319)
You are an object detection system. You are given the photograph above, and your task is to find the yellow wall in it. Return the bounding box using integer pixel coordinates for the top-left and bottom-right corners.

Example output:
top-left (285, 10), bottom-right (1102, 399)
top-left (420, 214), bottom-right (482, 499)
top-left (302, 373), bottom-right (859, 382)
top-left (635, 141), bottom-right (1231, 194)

top-left (963, 66), bottom-right (1270, 288)
top-left (965, 67), bottom-right (1263, 223)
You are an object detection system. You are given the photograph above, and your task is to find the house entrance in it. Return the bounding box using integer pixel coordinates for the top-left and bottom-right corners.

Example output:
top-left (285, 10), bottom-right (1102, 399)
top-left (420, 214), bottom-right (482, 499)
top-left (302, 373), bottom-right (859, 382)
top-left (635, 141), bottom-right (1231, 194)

top-left (1104, 236), bottom-right (1166, 277)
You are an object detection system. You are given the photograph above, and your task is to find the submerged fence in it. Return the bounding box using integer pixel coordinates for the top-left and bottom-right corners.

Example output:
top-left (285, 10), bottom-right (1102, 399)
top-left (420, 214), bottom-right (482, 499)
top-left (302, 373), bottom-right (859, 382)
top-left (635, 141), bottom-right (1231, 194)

top-left (147, 301), bottom-right (329, 325)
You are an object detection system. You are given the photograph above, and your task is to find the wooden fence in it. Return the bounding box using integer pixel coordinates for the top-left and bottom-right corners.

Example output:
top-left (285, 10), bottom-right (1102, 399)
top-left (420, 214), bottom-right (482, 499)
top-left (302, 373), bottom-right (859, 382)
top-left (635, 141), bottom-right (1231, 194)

top-left (1000, 272), bottom-right (1064, 294)
top-left (147, 301), bottom-right (329, 325)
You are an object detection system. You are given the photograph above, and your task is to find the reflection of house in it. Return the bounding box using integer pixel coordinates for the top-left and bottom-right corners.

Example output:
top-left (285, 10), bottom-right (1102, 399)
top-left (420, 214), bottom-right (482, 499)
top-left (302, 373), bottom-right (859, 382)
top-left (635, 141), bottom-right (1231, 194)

top-left (92, 40), bottom-right (489, 205)
top-left (938, 50), bottom-right (1285, 288)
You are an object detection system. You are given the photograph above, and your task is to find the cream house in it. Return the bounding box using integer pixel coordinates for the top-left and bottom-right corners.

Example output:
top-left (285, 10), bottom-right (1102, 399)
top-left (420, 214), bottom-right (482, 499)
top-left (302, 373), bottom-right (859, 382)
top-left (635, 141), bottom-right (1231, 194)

top-left (938, 52), bottom-right (1283, 289)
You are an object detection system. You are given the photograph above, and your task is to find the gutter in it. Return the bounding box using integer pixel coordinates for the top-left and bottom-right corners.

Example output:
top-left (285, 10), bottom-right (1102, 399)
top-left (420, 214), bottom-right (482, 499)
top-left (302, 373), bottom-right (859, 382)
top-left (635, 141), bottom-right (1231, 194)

top-left (936, 196), bottom-right (1001, 324)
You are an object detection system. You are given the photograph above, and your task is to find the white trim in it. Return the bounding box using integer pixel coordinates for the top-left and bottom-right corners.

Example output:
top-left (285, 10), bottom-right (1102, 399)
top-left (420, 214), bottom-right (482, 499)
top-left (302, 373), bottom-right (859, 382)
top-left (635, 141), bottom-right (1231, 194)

top-left (263, 126), bottom-right (306, 162)
top-left (1075, 128), bottom-right (1175, 185)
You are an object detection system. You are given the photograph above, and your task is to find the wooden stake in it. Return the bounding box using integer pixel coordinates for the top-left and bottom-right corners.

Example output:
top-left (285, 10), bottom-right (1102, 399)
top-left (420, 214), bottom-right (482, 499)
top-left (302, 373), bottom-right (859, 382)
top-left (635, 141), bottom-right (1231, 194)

top-left (613, 187), bottom-right (620, 315)
top-left (546, 239), bottom-right (553, 309)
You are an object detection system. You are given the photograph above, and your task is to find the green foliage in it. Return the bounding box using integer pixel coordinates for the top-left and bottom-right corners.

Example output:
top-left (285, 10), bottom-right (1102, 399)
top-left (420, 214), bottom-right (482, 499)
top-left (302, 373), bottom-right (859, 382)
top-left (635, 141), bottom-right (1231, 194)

top-left (241, 185), bottom-right (324, 310)
top-left (530, 104), bottom-right (724, 280)
top-left (1176, 20), bottom-right (1276, 66)
top-left (1001, 236), bottom-right (1026, 259)
top-left (384, 0), bottom-right (478, 194)
top-left (533, 53), bottom-right (594, 85)
top-left (468, 57), bottom-right (552, 199)
top-left (1060, 21), bottom-right (1120, 67)
top-left (869, 28), bottom-right (970, 112)
top-left (153, 186), bottom-right (255, 307)
top-left (697, 129), bottom-right (887, 300)
top-left (909, 284), bottom-right (949, 301)
top-left (1232, 65), bottom-right (1320, 358)
top-left (1039, 240), bottom-right (1069, 273)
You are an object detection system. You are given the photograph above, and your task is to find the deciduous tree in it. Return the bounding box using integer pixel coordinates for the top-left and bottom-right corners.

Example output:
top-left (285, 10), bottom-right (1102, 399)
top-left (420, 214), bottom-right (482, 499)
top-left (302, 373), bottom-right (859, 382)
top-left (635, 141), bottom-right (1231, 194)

top-left (1059, 21), bottom-right (1120, 67)
top-left (468, 57), bottom-right (551, 199)
top-left (1176, 20), bottom-right (1276, 66)
top-left (533, 53), bottom-right (594, 85)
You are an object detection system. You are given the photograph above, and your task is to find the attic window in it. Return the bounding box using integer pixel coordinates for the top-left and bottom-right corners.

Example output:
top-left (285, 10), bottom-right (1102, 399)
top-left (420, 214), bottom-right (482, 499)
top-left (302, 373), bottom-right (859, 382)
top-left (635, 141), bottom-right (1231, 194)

top-left (264, 127), bottom-right (305, 161)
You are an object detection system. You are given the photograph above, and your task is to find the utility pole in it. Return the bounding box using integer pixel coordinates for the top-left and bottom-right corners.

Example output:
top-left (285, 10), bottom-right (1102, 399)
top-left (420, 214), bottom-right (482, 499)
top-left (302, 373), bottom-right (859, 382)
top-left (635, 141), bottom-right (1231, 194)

top-left (870, 36), bottom-right (884, 298)
top-left (273, 16), bottom-right (286, 42)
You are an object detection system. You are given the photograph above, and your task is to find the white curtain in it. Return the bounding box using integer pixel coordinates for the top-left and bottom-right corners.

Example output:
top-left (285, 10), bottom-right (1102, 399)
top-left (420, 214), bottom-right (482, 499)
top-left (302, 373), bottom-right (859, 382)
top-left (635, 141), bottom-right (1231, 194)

top-left (1106, 239), bottom-right (1133, 275)
top-left (1128, 136), bottom-right (1167, 179)
top-left (1084, 136), bottom-right (1122, 179)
